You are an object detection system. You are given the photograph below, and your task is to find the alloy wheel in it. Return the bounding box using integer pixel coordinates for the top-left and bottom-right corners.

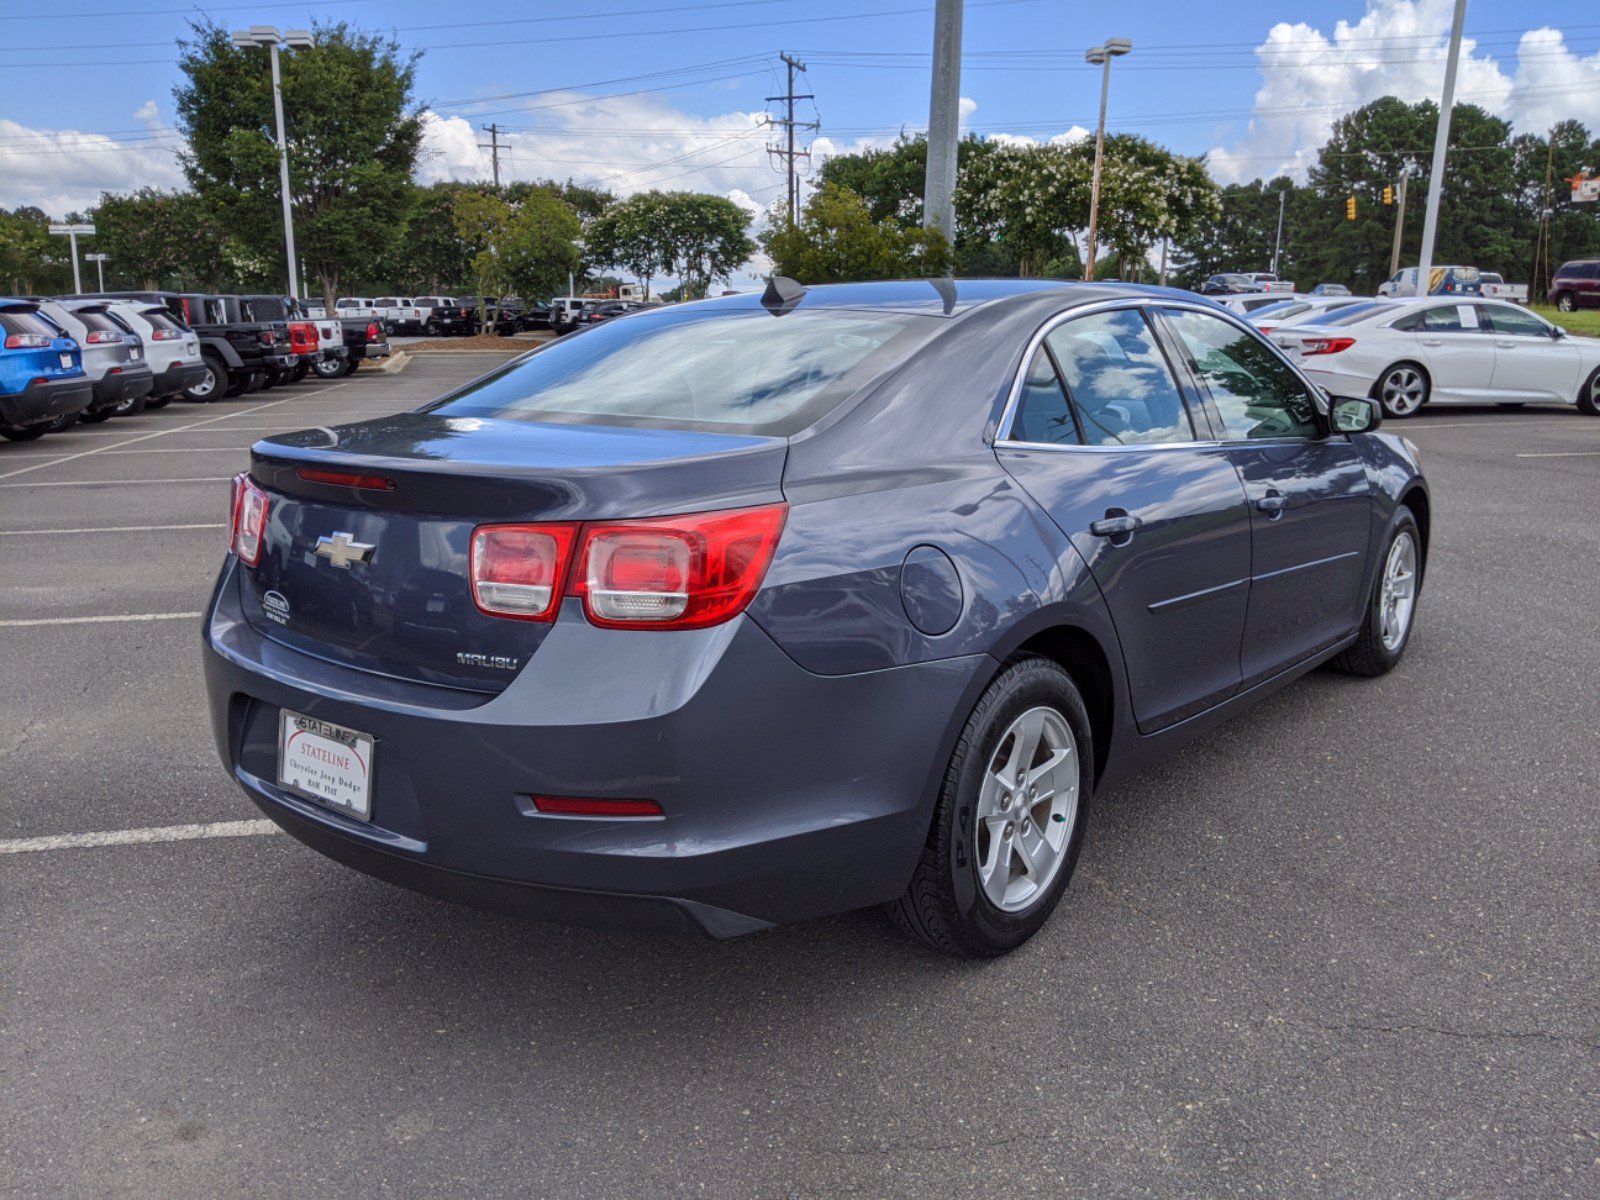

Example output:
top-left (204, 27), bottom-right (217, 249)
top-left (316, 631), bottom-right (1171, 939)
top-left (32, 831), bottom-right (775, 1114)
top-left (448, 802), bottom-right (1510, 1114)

top-left (1379, 531), bottom-right (1418, 651)
top-left (191, 365), bottom-right (217, 399)
top-left (1381, 367), bottom-right (1426, 416)
top-left (1556, 293), bottom-right (1575, 313)
top-left (974, 706), bottom-right (1080, 912)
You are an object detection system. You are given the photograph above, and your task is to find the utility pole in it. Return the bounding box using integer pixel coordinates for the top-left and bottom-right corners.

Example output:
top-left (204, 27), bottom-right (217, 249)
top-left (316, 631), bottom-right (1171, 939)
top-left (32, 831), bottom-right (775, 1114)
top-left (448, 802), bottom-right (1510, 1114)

top-left (1417, 0), bottom-right (1467, 292)
top-left (765, 53), bottom-right (816, 223)
top-left (1271, 188), bottom-right (1286, 277)
top-left (922, 0), bottom-right (964, 243)
top-left (1388, 169), bottom-right (1409, 278)
top-left (479, 123), bottom-right (502, 190)
top-left (1530, 134), bottom-right (1555, 297)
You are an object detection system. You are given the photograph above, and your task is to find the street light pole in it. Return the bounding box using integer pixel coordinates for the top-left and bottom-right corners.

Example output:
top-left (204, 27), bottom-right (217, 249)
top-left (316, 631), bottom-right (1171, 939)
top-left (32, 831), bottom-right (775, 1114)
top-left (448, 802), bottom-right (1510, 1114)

top-left (1083, 37), bottom-right (1131, 282)
top-left (233, 26), bottom-right (314, 302)
top-left (86, 252), bottom-right (110, 291)
top-left (1416, 0), bottom-right (1467, 293)
top-left (922, 0), bottom-right (964, 244)
top-left (48, 223), bottom-right (95, 293)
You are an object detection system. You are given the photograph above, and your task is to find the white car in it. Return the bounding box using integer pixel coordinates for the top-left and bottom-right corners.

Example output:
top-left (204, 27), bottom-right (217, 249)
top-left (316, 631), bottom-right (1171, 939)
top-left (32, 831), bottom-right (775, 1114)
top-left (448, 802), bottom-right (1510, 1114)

top-left (101, 300), bottom-right (205, 406)
top-left (1246, 296), bottom-right (1369, 335)
top-left (1276, 298), bottom-right (1600, 418)
top-left (1213, 293), bottom-right (1295, 316)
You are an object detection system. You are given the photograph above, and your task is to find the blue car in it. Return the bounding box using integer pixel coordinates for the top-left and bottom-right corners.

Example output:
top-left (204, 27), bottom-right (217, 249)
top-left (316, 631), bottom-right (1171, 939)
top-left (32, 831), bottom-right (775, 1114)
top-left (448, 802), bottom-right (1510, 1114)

top-left (0, 298), bottom-right (92, 441)
top-left (203, 279), bottom-right (1429, 956)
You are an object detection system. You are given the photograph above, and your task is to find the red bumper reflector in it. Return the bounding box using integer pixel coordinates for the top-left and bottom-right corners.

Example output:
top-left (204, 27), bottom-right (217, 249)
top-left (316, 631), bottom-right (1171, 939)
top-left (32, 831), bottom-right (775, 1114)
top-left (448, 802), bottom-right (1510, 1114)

top-left (531, 796), bottom-right (664, 818)
top-left (296, 467), bottom-right (395, 491)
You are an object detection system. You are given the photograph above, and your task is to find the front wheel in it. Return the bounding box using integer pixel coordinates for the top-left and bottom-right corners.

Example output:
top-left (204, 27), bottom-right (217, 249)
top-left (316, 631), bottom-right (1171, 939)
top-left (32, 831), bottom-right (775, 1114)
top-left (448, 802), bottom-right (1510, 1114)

top-left (1578, 367), bottom-right (1600, 417)
top-left (890, 656), bottom-right (1093, 958)
top-left (1376, 362), bottom-right (1429, 419)
top-left (185, 355), bottom-right (225, 402)
top-left (1330, 508), bottom-right (1422, 677)
top-left (1554, 291), bottom-right (1576, 313)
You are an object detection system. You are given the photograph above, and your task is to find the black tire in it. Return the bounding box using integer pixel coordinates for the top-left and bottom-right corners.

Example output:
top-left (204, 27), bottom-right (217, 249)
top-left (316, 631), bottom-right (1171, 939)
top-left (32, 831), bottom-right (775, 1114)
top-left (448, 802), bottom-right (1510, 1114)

top-left (341, 358), bottom-right (361, 376)
top-left (291, 361), bottom-right (310, 383)
top-left (1578, 367), bottom-right (1600, 417)
top-left (258, 371), bottom-right (278, 391)
top-left (1495, 403), bottom-right (1524, 411)
top-left (239, 371), bottom-right (265, 396)
top-left (113, 392), bottom-right (148, 417)
top-left (1554, 291), bottom-right (1575, 314)
top-left (1373, 361), bottom-right (1429, 419)
top-left (45, 412), bottom-right (78, 433)
top-left (312, 357), bottom-right (345, 380)
top-left (78, 406), bottom-right (115, 424)
top-left (425, 318), bottom-right (440, 336)
top-left (1, 424), bottom-right (48, 442)
top-left (144, 395), bottom-right (171, 410)
top-left (889, 655), bottom-right (1094, 958)
top-left (1330, 507), bottom-right (1422, 678)
top-left (185, 354), bottom-right (226, 402)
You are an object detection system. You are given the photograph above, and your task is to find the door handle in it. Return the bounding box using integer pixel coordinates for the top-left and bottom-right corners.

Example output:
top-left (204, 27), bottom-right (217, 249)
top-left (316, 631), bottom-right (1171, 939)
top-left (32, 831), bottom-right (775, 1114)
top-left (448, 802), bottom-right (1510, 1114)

top-left (1089, 512), bottom-right (1141, 538)
top-left (1256, 491), bottom-right (1288, 515)
top-left (1421, 338), bottom-right (1444, 346)
top-left (1495, 340), bottom-right (1515, 348)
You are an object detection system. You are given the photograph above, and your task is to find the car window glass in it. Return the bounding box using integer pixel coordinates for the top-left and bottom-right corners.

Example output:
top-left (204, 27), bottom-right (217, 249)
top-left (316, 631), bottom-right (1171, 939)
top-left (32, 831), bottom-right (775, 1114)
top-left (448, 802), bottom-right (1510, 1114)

top-left (1010, 346), bottom-right (1082, 445)
top-left (1419, 305), bottom-right (1479, 332)
top-left (1486, 305), bottom-right (1550, 337)
top-left (72, 309), bottom-right (121, 333)
top-left (1044, 309), bottom-right (1193, 446)
top-left (0, 310), bottom-right (59, 338)
top-left (1164, 308), bottom-right (1319, 440)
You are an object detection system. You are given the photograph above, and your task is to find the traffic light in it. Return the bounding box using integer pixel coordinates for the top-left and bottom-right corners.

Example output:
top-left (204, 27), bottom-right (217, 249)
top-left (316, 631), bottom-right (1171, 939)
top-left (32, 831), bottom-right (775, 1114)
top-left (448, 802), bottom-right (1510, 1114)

top-left (1346, 196), bottom-right (1357, 221)
top-left (1383, 185), bottom-right (1394, 206)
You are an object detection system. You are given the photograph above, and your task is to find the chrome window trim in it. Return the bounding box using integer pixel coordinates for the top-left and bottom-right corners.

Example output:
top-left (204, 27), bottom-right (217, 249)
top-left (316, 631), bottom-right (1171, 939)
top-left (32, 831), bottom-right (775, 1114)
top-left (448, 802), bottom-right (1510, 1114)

top-left (993, 296), bottom-right (1332, 452)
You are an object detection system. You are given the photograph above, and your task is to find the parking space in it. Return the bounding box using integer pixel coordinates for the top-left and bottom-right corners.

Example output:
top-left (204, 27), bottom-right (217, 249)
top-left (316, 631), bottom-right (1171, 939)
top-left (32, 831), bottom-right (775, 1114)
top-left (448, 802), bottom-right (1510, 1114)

top-left (2, 361), bottom-right (1596, 1198)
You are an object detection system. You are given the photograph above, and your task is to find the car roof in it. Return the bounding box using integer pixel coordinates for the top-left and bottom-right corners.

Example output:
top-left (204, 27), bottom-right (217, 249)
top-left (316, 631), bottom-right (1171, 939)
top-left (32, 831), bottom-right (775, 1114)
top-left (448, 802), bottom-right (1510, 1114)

top-left (687, 278), bottom-right (1203, 319)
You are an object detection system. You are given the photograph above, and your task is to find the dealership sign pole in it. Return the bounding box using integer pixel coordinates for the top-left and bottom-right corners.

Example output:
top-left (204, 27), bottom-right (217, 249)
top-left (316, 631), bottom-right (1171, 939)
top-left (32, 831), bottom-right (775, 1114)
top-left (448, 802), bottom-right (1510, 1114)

top-left (1416, 0), bottom-right (1467, 293)
top-left (48, 223), bottom-right (94, 294)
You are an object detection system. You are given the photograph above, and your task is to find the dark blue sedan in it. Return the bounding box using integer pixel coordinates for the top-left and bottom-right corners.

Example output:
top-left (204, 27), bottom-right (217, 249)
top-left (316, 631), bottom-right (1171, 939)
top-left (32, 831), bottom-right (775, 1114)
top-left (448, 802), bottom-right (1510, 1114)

top-left (203, 279), bottom-right (1428, 957)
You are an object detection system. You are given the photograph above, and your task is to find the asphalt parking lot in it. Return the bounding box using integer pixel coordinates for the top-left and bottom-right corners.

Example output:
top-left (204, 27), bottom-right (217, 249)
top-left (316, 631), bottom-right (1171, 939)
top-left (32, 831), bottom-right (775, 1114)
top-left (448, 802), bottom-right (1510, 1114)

top-left (2, 355), bottom-right (1596, 1199)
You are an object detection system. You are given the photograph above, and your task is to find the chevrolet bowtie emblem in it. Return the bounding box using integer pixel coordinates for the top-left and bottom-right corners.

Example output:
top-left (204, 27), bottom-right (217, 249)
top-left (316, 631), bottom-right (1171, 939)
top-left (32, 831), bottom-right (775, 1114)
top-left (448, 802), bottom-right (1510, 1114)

top-left (314, 531), bottom-right (376, 569)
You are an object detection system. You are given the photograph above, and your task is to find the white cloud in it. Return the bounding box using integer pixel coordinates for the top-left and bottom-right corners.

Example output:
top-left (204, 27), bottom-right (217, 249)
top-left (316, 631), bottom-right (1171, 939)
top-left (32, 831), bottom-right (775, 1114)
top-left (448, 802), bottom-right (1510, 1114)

top-left (0, 106), bottom-right (187, 217)
top-left (1208, 0), bottom-right (1600, 183)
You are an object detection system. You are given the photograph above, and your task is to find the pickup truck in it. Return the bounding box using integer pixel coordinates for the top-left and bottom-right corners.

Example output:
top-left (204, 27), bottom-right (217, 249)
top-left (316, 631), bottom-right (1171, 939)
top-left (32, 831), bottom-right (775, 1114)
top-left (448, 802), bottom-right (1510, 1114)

top-left (1479, 273), bottom-right (1529, 304)
top-left (412, 296), bottom-right (476, 336)
top-left (373, 296), bottom-right (426, 335)
top-left (290, 304), bottom-right (389, 378)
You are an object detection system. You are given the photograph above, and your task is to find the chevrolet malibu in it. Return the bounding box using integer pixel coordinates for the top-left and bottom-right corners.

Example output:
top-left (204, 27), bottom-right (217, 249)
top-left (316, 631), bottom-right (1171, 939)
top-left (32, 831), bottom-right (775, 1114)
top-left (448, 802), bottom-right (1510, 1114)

top-left (203, 280), bottom-right (1430, 957)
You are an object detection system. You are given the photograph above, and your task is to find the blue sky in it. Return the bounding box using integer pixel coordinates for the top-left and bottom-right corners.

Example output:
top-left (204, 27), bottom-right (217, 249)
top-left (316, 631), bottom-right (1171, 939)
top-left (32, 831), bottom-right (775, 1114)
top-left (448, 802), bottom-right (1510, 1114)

top-left (2, 0), bottom-right (1597, 223)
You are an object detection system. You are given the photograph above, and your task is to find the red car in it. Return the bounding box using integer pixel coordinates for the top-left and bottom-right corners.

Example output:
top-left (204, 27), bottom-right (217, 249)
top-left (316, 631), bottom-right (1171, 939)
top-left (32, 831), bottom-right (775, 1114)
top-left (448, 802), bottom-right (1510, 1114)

top-left (1549, 260), bottom-right (1600, 313)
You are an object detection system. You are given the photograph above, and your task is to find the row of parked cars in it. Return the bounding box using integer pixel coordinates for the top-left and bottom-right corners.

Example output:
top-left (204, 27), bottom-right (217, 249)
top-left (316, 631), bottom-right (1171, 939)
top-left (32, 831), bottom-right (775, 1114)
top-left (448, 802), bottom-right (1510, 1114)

top-left (327, 294), bottom-right (659, 338)
top-left (1211, 291), bottom-right (1600, 418)
top-left (0, 291), bottom-right (391, 443)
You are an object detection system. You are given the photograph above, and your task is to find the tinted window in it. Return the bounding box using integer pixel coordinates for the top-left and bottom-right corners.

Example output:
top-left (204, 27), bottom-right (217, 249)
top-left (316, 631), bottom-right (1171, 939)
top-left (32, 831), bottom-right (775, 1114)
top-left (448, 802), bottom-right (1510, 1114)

top-left (71, 309), bottom-right (122, 333)
top-left (427, 305), bottom-right (940, 436)
top-left (143, 310), bottom-right (186, 335)
top-left (1044, 308), bottom-right (1193, 446)
top-left (1165, 308), bottom-right (1318, 440)
top-left (0, 310), bottom-right (58, 338)
top-left (1010, 347), bottom-right (1081, 445)
top-left (1322, 302), bottom-right (1393, 327)
top-left (1485, 305), bottom-right (1551, 337)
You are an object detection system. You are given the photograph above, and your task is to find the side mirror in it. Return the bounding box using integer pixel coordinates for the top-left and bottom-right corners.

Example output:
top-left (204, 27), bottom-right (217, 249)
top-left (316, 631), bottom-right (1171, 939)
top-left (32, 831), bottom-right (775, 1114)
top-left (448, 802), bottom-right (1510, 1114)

top-left (1331, 396), bottom-right (1381, 435)
top-left (1553, 325), bottom-right (1567, 339)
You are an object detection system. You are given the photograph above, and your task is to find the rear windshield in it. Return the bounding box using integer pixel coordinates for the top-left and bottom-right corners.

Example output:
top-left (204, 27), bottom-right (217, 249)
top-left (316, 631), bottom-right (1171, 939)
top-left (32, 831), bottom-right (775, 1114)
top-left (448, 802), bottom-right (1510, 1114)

top-left (72, 308), bottom-right (122, 333)
top-left (0, 310), bottom-right (59, 338)
top-left (1249, 301), bottom-right (1304, 319)
top-left (143, 309), bottom-right (187, 335)
top-left (1319, 302), bottom-right (1392, 327)
top-left (425, 304), bottom-right (942, 436)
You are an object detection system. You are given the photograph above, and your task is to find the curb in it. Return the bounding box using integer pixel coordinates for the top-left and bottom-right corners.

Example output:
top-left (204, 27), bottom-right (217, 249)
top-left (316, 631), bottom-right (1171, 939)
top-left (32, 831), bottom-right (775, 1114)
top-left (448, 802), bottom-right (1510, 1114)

top-left (379, 351), bottom-right (410, 374)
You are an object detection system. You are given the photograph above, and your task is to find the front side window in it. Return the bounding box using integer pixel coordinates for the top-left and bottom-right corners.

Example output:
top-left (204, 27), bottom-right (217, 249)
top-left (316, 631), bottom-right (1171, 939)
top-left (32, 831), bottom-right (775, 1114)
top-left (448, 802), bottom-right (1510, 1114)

top-left (427, 304), bottom-right (941, 436)
top-left (1044, 308), bottom-right (1194, 446)
top-left (1164, 308), bottom-right (1319, 440)
top-left (1484, 305), bottom-right (1551, 337)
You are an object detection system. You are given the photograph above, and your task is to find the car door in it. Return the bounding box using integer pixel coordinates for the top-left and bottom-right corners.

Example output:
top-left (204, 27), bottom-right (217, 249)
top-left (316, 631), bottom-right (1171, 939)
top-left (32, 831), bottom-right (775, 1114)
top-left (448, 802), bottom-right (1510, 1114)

top-left (994, 304), bottom-right (1254, 734)
top-left (1401, 303), bottom-right (1497, 403)
top-left (1158, 306), bottom-right (1372, 686)
top-left (1483, 303), bottom-right (1583, 401)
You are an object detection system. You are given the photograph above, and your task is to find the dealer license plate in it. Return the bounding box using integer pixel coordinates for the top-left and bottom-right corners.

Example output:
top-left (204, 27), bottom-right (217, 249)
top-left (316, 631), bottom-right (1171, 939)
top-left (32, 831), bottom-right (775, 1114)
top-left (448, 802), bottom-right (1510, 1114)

top-left (58, 352), bottom-right (72, 367)
top-left (277, 709), bottom-right (374, 822)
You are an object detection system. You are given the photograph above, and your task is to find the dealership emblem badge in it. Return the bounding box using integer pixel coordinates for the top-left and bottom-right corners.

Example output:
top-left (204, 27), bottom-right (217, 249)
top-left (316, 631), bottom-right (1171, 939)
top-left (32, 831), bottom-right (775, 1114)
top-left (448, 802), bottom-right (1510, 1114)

top-left (314, 531), bottom-right (375, 569)
top-left (262, 590), bottom-right (292, 625)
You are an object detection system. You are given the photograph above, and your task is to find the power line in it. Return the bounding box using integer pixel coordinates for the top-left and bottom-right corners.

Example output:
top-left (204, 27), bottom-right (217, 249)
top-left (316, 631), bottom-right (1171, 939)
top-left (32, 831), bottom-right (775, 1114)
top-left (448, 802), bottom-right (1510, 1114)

top-left (479, 123), bottom-right (503, 188)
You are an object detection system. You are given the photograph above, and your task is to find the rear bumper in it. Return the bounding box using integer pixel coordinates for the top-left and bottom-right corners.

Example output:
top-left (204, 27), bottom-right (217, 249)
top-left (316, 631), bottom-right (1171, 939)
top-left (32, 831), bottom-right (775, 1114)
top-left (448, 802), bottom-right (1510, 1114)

top-left (89, 363), bottom-right (155, 408)
top-left (155, 361), bottom-right (208, 395)
top-left (0, 376), bottom-right (93, 427)
top-left (1300, 363), bottom-right (1376, 401)
top-left (357, 339), bottom-right (391, 360)
top-left (319, 347), bottom-right (349, 364)
top-left (202, 559), bottom-right (984, 936)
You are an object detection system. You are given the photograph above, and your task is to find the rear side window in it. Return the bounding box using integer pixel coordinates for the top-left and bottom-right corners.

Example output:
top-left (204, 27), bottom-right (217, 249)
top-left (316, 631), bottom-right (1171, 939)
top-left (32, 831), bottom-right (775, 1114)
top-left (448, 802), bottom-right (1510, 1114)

top-left (0, 310), bottom-right (58, 339)
top-left (1010, 347), bottom-right (1081, 445)
top-left (1417, 305), bottom-right (1481, 332)
top-left (427, 305), bottom-right (941, 436)
top-left (1044, 308), bottom-right (1194, 446)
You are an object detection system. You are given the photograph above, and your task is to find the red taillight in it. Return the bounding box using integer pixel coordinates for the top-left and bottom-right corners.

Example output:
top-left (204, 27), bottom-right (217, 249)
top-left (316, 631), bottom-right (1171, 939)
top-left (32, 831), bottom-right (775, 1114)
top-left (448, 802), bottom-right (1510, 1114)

top-left (151, 328), bottom-right (183, 341)
top-left (295, 466), bottom-right (395, 491)
top-left (367, 322), bottom-right (380, 340)
top-left (1256, 324), bottom-right (1276, 334)
top-left (85, 330), bottom-right (124, 345)
top-left (229, 473), bottom-right (270, 567)
top-left (531, 795), bottom-right (663, 818)
top-left (573, 503), bottom-right (787, 630)
top-left (5, 333), bottom-right (52, 349)
top-left (470, 524), bottom-right (579, 621)
top-left (260, 330), bottom-right (276, 346)
top-left (1300, 336), bottom-right (1356, 356)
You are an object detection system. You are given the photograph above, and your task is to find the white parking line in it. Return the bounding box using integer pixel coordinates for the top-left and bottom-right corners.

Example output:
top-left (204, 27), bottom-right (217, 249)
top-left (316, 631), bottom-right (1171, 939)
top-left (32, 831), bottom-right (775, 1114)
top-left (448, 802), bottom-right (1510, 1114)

top-left (1515, 451), bottom-right (1600, 458)
top-left (0, 477), bottom-right (233, 489)
top-left (0, 611), bottom-right (203, 627)
top-left (0, 523), bottom-right (225, 536)
top-left (1408, 419), bottom-right (1590, 430)
top-left (97, 447), bottom-right (252, 455)
top-left (0, 382), bottom-right (354, 482)
top-left (0, 819), bottom-right (278, 855)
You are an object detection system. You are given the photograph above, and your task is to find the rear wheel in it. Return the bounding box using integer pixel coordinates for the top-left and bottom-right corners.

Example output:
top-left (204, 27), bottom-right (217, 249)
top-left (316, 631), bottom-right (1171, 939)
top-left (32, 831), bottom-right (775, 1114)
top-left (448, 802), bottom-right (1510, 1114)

top-left (45, 412), bottom-right (78, 433)
top-left (425, 318), bottom-right (440, 336)
top-left (239, 371), bottom-right (266, 396)
top-left (890, 655), bottom-right (1093, 958)
top-left (312, 357), bottom-right (345, 380)
top-left (1375, 362), bottom-right (1428, 419)
top-left (113, 392), bottom-right (147, 417)
top-left (1330, 508), bottom-right (1422, 677)
top-left (291, 361), bottom-right (310, 382)
top-left (1578, 367), bottom-right (1600, 417)
top-left (186, 354), bottom-right (225, 401)
top-left (1554, 291), bottom-right (1576, 313)
top-left (0, 424), bottom-right (48, 442)
top-left (341, 358), bottom-right (361, 376)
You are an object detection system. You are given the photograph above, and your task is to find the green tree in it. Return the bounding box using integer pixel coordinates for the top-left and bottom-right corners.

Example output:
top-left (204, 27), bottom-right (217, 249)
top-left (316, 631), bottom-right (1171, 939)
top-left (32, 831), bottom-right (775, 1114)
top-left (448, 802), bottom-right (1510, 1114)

top-left (587, 191), bottom-right (753, 298)
top-left (1170, 177), bottom-right (1296, 289)
top-left (586, 193), bottom-right (671, 297)
top-left (957, 143), bottom-right (1091, 277)
top-left (1088, 134), bottom-right (1221, 278)
top-left (91, 188), bottom-right (231, 291)
top-left (499, 187), bottom-right (582, 301)
top-left (174, 20), bottom-right (423, 310)
top-left (0, 207), bottom-right (71, 294)
top-left (760, 183), bottom-right (950, 282)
